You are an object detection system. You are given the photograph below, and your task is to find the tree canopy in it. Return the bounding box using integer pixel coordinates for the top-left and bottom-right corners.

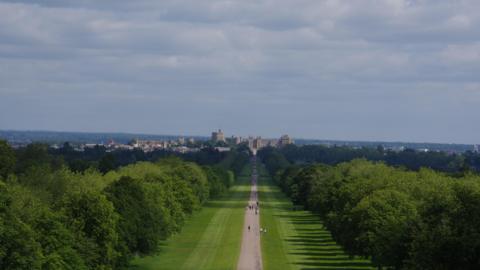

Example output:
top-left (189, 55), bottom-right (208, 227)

top-left (259, 147), bottom-right (480, 270)
top-left (0, 141), bottom-right (249, 269)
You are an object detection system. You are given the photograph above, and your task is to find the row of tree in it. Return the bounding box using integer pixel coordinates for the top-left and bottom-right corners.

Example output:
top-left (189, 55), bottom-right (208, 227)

top-left (271, 144), bottom-right (480, 173)
top-left (259, 147), bottom-right (480, 270)
top-left (0, 140), bottom-right (249, 269)
top-left (47, 141), bottom-right (251, 175)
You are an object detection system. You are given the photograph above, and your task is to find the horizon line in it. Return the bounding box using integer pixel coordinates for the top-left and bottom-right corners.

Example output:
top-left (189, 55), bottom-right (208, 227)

top-left (0, 128), bottom-right (476, 146)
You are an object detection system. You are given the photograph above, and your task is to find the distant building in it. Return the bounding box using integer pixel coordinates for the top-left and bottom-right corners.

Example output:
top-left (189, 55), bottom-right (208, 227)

top-left (278, 134), bottom-right (293, 147)
top-left (84, 143), bottom-right (98, 149)
top-left (253, 137), bottom-right (263, 149)
top-left (131, 139), bottom-right (170, 152)
top-left (474, 144), bottom-right (479, 153)
top-left (178, 137), bottom-right (185, 145)
top-left (263, 139), bottom-right (278, 147)
top-left (214, 147), bottom-right (231, 152)
top-left (188, 138), bottom-right (195, 144)
top-left (211, 129), bottom-right (226, 143)
top-left (107, 139), bottom-right (115, 147)
top-left (232, 135), bottom-right (242, 145)
top-left (162, 141), bottom-right (169, 148)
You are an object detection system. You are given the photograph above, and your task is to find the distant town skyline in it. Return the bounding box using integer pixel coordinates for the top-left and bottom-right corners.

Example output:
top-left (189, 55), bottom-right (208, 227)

top-left (1, 1), bottom-right (479, 144)
top-left (0, 128), bottom-right (476, 147)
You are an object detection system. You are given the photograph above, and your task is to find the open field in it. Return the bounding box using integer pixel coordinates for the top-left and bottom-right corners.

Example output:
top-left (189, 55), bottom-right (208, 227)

top-left (130, 166), bottom-right (252, 270)
top-left (258, 165), bottom-right (375, 270)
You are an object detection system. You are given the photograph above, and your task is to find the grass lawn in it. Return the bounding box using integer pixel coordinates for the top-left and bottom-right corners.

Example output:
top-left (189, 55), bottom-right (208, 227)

top-left (129, 166), bottom-right (252, 270)
top-left (258, 165), bottom-right (375, 270)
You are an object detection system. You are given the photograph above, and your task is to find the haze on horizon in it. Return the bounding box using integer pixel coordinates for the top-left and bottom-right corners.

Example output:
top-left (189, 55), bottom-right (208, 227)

top-left (0, 0), bottom-right (479, 144)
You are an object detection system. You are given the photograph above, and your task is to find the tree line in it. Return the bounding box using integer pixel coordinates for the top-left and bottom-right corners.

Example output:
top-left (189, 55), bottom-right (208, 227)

top-left (275, 144), bottom-right (480, 174)
top-left (47, 141), bottom-right (251, 175)
top-left (0, 140), bottom-right (249, 269)
top-left (258, 146), bottom-right (480, 270)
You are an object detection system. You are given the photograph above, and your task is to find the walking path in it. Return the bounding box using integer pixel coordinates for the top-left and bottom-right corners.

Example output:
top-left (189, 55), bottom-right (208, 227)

top-left (237, 158), bottom-right (263, 270)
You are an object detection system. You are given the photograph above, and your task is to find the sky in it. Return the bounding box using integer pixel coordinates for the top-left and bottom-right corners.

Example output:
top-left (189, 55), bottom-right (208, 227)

top-left (0, 0), bottom-right (479, 144)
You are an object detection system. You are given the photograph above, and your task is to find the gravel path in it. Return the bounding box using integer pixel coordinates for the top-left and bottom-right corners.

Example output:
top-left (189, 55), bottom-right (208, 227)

top-left (237, 160), bottom-right (263, 270)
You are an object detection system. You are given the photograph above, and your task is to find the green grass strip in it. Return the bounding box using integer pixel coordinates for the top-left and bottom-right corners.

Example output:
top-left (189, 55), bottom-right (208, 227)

top-left (258, 165), bottom-right (375, 270)
top-left (130, 167), bottom-right (251, 270)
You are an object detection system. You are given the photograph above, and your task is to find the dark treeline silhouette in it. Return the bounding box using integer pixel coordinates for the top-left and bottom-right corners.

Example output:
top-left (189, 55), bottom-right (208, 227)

top-left (262, 144), bottom-right (480, 174)
top-left (0, 140), bottom-right (250, 269)
top-left (258, 146), bottom-right (480, 270)
top-left (49, 141), bottom-right (251, 175)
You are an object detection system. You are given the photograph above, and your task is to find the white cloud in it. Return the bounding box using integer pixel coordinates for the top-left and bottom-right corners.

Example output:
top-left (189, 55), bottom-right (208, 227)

top-left (441, 43), bottom-right (480, 63)
top-left (0, 0), bottom-right (479, 143)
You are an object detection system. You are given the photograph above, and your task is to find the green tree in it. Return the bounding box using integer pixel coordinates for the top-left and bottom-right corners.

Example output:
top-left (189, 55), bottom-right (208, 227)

top-left (351, 189), bottom-right (418, 268)
top-left (33, 209), bottom-right (87, 270)
top-left (60, 190), bottom-right (119, 269)
top-left (158, 158), bottom-right (209, 204)
top-left (0, 182), bottom-right (42, 269)
top-left (104, 176), bottom-right (164, 265)
top-left (0, 140), bottom-right (16, 179)
top-left (408, 181), bottom-right (480, 270)
top-left (143, 181), bottom-right (180, 237)
top-left (15, 143), bottom-right (51, 173)
top-left (203, 166), bottom-right (226, 198)
top-left (99, 154), bottom-right (116, 174)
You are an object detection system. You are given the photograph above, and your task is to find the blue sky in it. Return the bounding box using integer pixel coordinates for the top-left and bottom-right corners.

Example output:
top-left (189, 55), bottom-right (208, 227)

top-left (0, 0), bottom-right (479, 143)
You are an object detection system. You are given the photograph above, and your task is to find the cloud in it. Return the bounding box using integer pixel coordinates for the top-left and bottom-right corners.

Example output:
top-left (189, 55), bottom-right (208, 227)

top-left (0, 0), bottom-right (479, 143)
top-left (441, 43), bottom-right (480, 63)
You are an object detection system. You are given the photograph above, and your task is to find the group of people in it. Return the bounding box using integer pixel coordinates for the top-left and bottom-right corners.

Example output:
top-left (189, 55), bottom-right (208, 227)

top-left (246, 225), bottom-right (267, 234)
top-left (247, 160), bottom-right (265, 234)
top-left (246, 204), bottom-right (259, 215)
top-left (246, 225), bottom-right (266, 233)
top-left (246, 200), bottom-right (260, 214)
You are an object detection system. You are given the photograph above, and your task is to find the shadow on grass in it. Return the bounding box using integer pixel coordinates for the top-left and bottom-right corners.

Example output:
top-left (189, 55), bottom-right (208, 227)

top-left (290, 251), bottom-right (345, 257)
top-left (286, 238), bottom-right (336, 244)
top-left (295, 232), bottom-right (331, 235)
top-left (295, 260), bottom-right (373, 267)
top-left (293, 247), bottom-right (343, 252)
top-left (283, 212), bottom-right (374, 270)
top-left (257, 169), bottom-right (373, 270)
